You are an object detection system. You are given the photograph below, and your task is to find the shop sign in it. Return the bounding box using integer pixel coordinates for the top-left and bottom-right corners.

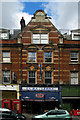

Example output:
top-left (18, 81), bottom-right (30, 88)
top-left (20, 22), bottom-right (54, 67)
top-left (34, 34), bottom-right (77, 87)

top-left (0, 85), bottom-right (17, 90)
top-left (22, 87), bottom-right (58, 91)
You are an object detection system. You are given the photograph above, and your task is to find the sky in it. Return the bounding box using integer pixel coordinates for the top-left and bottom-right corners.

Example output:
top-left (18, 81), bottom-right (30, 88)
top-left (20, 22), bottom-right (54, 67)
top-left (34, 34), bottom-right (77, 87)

top-left (0, 0), bottom-right (80, 34)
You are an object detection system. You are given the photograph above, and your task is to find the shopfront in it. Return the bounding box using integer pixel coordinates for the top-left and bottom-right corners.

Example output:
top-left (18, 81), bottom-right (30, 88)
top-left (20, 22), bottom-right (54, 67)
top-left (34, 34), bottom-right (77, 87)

top-left (61, 85), bottom-right (80, 111)
top-left (19, 86), bottom-right (61, 114)
top-left (0, 85), bottom-right (18, 99)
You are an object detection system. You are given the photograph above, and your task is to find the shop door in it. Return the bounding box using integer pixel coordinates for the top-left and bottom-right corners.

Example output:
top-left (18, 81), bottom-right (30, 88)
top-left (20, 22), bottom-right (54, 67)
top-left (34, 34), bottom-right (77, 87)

top-left (2, 99), bottom-right (11, 109)
top-left (12, 99), bottom-right (21, 114)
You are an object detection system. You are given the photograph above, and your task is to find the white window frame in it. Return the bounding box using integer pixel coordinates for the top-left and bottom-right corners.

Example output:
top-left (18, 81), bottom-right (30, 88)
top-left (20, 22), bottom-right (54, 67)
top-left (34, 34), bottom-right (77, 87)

top-left (2, 71), bottom-right (10, 84)
top-left (70, 52), bottom-right (78, 62)
top-left (2, 51), bottom-right (10, 63)
top-left (45, 71), bottom-right (52, 84)
top-left (33, 33), bottom-right (48, 44)
top-left (0, 33), bottom-right (9, 39)
top-left (28, 52), bottom-right (36, 63)
top-left (72, 32), bottom-right (80, 40)
top-left (71, 72), bottom-right (78, 85)
top-left (45, 52), bottom-right (52, 62)
top-left (28, 71), bottom-right (36, 84)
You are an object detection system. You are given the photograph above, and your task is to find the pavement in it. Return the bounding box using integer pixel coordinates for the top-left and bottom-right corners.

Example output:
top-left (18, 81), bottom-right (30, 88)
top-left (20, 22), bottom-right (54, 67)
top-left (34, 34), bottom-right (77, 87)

top-left (23, 113), bottom-right (80, 120)
top-left (72, 116), bottom-right (80, 120)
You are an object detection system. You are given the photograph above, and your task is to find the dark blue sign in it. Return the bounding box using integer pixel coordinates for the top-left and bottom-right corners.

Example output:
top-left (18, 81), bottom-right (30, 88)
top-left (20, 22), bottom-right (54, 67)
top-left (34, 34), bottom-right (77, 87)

top-left (20, 91), bottom-right (59, 101)
top-left (19, 86), bottom-right (61, 102)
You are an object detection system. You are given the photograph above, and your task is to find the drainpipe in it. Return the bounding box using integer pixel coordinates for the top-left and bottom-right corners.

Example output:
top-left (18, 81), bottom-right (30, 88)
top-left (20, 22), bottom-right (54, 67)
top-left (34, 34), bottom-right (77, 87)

top-left (58, 47), bottom-right (60, 85)
top-left (21, 45), bottom-right (23, 84)
top-left (58, 45), bottom-right (61, 107)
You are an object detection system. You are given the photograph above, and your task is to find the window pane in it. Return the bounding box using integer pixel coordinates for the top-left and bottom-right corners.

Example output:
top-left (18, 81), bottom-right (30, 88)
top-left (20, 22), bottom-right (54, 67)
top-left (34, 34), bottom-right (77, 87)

top-left (45, 71), bottom-right (52, 84)
top-left (2, 52), bottom-right (10, 62)
top-left (45, 52), bottom-right (52, 62)
top-left (41, 34), bottom-right (48, 39)
top-left (71, 72), bottom-right (78, 84)
top-left (33, 34), bottom-right (48, 44)
top-left (3, 52), bottom-right (10, 57)
top-left (71, 52), bottom-right (78, 61)
top-left (3, 58), bottom-right (10, 62)
top-left (3, 71), bottom-right (10, 83)
top-left (29, 71), bottom-right (36, 84)
top-left (33, 34), bottom-right (39, 38)
top-left (33, 34), bottom-right (40, 44)
top-left (28, 52), bottom-right (36, 62)
top-left (41, 34), bottom-right (48, 44)
top-left (41, 40), bottom-right (48, 44)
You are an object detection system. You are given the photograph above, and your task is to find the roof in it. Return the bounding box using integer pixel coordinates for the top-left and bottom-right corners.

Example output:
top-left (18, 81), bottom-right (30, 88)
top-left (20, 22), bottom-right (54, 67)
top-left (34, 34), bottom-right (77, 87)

top-left (0, 28), bottom-right (10, 33)
top-left (71, 29), bottom-right (80, 33)
top-left (34, 10), bottom-right (47, 16)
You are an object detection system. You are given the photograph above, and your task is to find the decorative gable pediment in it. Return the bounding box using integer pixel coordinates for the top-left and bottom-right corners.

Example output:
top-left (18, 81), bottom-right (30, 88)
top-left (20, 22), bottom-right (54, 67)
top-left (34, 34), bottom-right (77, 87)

top-left (31, 10), bottom-right (51, 22)
top-left (30, 25), bottom-right (50, 32)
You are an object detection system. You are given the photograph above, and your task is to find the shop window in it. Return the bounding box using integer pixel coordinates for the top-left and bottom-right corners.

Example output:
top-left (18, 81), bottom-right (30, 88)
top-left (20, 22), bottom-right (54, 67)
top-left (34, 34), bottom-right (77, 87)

top-left (2, 51), bottom-right (10, 63)
top-left (71, 72), bottom-right (78, 84)
top-left (70, 52), bottom-right (78, 62)
top-left (33, 33), bottom-right (48, 44)
top-left (2, 71), bottom-right (10, 83)
top-left (28, 71), bottom-right (36, 84)
top-left (45, 52), bottom-right (52, 62)
top-left (28, 52), bottom-right (36, 62)
top-left (45, 71), bottom-right (52, 84)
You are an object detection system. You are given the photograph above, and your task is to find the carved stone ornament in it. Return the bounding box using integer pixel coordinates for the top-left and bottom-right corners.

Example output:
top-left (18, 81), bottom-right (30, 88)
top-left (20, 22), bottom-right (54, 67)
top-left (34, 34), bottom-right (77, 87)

top-left (46, 66), bottom-right (51, 71)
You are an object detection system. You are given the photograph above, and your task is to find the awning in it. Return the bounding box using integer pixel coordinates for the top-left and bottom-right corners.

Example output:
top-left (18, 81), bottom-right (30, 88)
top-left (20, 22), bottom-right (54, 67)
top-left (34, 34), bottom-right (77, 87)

top-left (62, 97), bottom-right (80, 99)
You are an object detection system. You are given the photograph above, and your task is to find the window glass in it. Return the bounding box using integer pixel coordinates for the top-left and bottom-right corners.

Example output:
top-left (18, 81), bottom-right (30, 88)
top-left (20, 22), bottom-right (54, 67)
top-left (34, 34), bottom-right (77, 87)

top-left (70, 52), bottom-right (78, 61)
top-left (3, 71), bottom-right (10, 83)
top-left (45, 71), bottom-right (52, 84)
top-left (41, 34), bottom-right (48, 44)
top-left (33, 33), bottom-right (48, 44)
top-left (56, 111), bottom-right (66, 115)
top-left (2, 51), bottom-right (10, 62)
top-left (33, 34), bottom-right (40, 44)
top-left (0, 33), bottom-right (9, 39)
top-left (28, 52), bottom-right (36, 62)
top-left (45, 52), bottom-right (52, 62)
top-left (71, 72), bottom-right (78, 84)
top-left (28, 71), bottom-right (36, 84)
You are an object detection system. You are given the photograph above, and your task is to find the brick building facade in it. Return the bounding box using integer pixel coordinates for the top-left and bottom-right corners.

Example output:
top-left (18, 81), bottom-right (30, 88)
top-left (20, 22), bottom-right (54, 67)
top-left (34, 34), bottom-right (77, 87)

top-left (0, 10), bottom-right (80, 113)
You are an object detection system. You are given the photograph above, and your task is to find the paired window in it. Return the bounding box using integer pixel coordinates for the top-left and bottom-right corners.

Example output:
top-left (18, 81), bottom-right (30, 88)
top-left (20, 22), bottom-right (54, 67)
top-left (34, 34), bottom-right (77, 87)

top-left (28, 52), bottom-right (52, 63)
top-left (45, 71), bottom-right (52, 84)
top-left (71, 72), bottom-right (78, 84)
top-left (33, 33), bottom-right (48, 44)
top-left (2, 71), bottom-right (10, 83)
top-left (70, 52), bottom-right (78, 62)
top-left (28, 52), bottom-right (36, 62)
top-left (2, 51), bottom-right (10, 63)
top-left (45, 52), bottom-right (52, 62)
top-left (28, 71), bottom-right (36, 84)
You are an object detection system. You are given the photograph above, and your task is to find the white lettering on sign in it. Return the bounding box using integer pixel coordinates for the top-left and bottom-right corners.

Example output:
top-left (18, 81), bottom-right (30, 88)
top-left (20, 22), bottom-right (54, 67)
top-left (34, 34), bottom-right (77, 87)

top-left (0, 85), bottom-right (17, 90)
top-left (22, 87), bottom-right (58, 91)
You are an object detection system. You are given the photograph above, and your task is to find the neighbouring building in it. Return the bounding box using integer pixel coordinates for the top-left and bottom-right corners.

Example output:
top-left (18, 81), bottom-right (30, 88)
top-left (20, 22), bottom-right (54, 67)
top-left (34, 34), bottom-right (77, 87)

top-left (59, 29), bottom-right (80, 111)
top-left (0, 10), bottom-right (80, 113)
top-left (0, 28), bottom-right (22, 110)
